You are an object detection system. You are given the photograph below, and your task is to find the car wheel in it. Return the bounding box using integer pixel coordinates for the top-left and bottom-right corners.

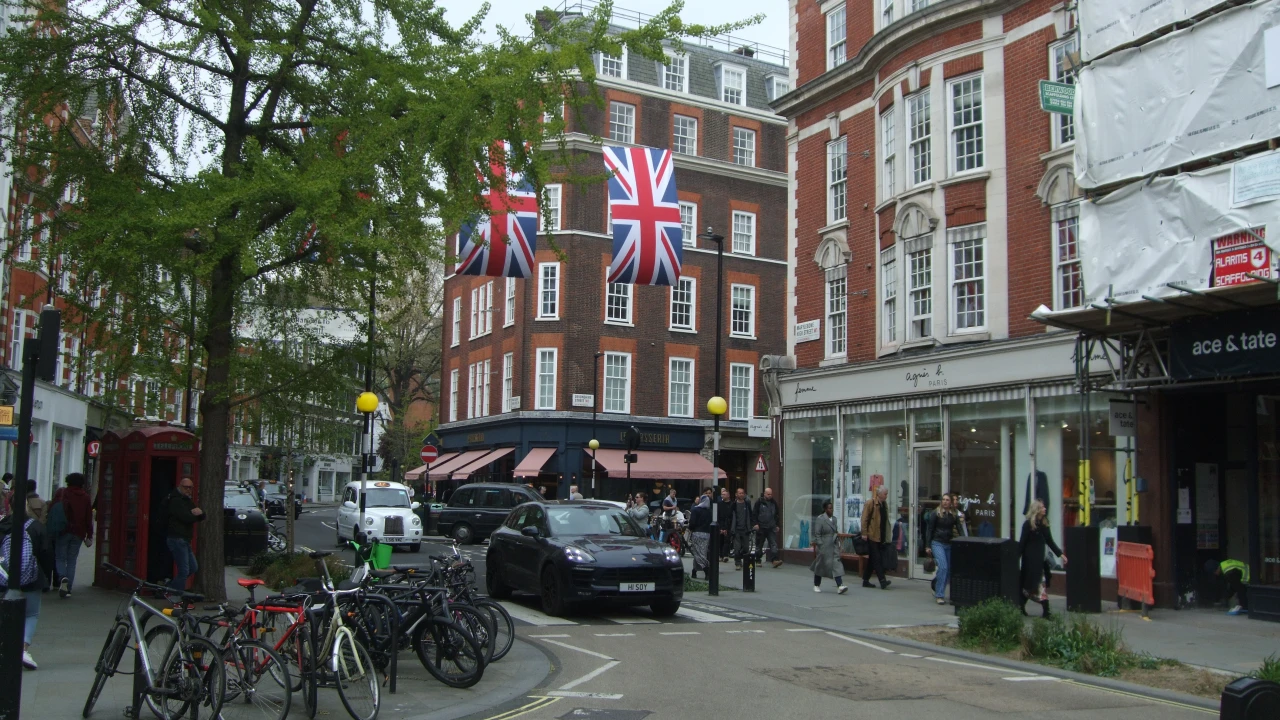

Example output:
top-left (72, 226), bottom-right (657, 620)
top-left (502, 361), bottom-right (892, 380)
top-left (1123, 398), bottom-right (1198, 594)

top-left (407, 543), bottom-right (421, 553)
top-left (336, 524), bottom-right (345, 546)
top-left (650, 599), bottom-right (680, 617)
top-left (486, 557), bottom-right (512, 599)
top-left (541, 566), bottom-right (568, 617)
top-left (452, 523), bottom-right (474, 545)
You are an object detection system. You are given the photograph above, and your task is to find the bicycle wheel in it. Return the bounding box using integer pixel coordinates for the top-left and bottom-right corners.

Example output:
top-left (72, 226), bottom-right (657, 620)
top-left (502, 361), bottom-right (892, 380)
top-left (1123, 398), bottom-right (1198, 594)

top-left (218, 640), bottom-right (291, 720)
top-left (472, 599), bottom-right (514, 662)
top-left (333, 629), bottom-right (380, 720)
top-left (142, 625), bottom-right (180, 720)
top-left (411, 617), bottom-right (485, 689)
top-left (263, 611), bottom-right (310, 693)
top-left (83, 623), bottom-right (129, 718)
top-left (148, 634), bottom-right (225, 720)
top-left (449, 604), bottom-right (496, 665)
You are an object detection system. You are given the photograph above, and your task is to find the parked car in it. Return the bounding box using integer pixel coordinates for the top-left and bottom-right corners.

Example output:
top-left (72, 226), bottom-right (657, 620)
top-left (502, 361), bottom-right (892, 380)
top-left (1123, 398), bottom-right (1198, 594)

top-left (436, 483), bottom-right (544, 544)
top-left (334, 480), bottom-right (424, 552)
top-left (263, 490), bottom-right (302, 519)
top-left (485, 500), bottom-right (684, 617)
top-left (223, 492), bottom-right (269, 558)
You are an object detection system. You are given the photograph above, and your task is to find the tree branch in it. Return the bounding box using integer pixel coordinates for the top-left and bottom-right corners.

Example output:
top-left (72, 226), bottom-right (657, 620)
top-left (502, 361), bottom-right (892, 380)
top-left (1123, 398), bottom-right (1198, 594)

top-left (104, 57), bottom-right (228, 132)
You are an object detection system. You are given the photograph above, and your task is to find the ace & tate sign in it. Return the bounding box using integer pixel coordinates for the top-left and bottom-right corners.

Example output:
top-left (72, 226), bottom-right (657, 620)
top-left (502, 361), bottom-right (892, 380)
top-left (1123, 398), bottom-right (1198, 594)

top-left (1169, 309), bottom-right (1280, 380)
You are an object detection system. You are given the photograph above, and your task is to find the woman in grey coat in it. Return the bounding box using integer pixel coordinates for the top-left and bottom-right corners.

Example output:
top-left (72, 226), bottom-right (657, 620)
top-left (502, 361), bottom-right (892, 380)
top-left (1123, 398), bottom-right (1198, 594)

top-left (809, 501), bottom-right (847, 593)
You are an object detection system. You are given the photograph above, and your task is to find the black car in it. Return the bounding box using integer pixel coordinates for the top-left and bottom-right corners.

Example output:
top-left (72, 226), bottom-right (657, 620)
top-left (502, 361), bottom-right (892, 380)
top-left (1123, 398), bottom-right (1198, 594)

top-left (437, 483), bottom-right (544, 544)
top-left (223, 492), bottom-right (269, 558)
top-left (485, 501), bottom-right (684, 617)
top-left (263, 491), bottom-right (302, 519)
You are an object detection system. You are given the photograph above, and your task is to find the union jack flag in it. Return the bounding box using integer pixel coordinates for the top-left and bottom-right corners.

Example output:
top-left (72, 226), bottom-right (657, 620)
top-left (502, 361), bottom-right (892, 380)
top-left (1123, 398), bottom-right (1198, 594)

top-left (604, 146), bottom-right (683, 286)
top-left (457, 146), bottom-right (538, 279)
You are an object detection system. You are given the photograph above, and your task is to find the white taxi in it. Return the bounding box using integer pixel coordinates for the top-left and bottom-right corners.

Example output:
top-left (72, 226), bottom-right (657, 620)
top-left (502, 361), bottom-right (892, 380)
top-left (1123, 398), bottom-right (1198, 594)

top-left (335, 480), bottom-right (424, 552)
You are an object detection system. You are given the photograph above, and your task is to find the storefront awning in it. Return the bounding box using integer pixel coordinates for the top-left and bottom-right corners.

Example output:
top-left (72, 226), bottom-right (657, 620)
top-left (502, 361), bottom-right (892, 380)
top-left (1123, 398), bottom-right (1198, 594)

top-left (512, 447), bottom-right (557, 478)
top-left (427, 450), bottom-right (488, 480)
top-left (594, 449), bottom-right (725, 481)
top-left (451, 447), bottom-right (515, 480)
top-left (404, 452), bottom-right (459, 481)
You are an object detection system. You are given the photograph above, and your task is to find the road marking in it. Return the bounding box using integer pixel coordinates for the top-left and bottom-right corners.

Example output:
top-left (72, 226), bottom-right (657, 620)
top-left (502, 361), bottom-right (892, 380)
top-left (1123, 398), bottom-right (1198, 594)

top-left (674, 607), bottom-right (737, 623)
top-left (899, 653), bottom-right (923, 658)
top-left (482, 696), bottom-right (560, 720)
top-left (547, 691), bottom-right (624, 699)
top-left (321, 522), bottom-right (336, 530)
top-left (500, 602), bottom-right (579, 626)
top-left (1004, 676), bottom-right (1059, 682)
top-left (528, 634), bottom-right (570, 638)
top-left (592, 633), bottom-right (635, 637)
top-left (1059, 679), bottom-right (1216, 714)
top-left (538, 639), bottom-right (615, 661)
top-left (825, 632), bottom-right (895, 654)
top-left (603, 615), bottom-right (660, 624)
top-left (924, 656), bottom-right (1031, 674)
top-left (786, 628), bottom-right (822, 632)
top-left (726, 629), bottom-right (766, 634)
top-left (560, 659), bottom-right (621, 690)
top-left (659, 631), bottom-right (700, 636)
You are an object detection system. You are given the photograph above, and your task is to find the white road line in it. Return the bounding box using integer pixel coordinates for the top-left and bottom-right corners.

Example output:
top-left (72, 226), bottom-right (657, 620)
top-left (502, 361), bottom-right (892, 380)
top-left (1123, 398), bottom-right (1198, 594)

top-left (529, 634), bottom-right (570, 639)
top-left (825, 632), bottom-right (895, 654)
top-left (321, 522), bottom-right (336, 530)
top-left (674, 607), bottom-right (737, 623)
top-left (899, 653), bottom-right (923, 658)
top-left (547, 691), bottom-right (624, 699)
top-left (924, 656), bottom-right (1033, 675)
top-left (1004, 676), bottom-right (1059, 682)
top-left (786, 628), bottom-right (822, 633)
top-left (538, 639), bottom-right (615, 661)
top-left (501, 603), bottom-right (579, 627)
top-left (560, 660), bottom-right (622, 690)
top-left (592, 633), bottom-right (635, 637)
top-left (603, 616), bottom-right (660, 624)
top-left (659, 631), bottom-right (700, 636)
top-left (726, 629), bottom-right (766, 634)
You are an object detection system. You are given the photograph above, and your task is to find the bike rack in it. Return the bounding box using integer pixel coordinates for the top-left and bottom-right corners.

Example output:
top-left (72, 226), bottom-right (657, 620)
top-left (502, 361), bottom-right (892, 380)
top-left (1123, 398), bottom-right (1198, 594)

top-left (357, 592), bottom-right (401, 694)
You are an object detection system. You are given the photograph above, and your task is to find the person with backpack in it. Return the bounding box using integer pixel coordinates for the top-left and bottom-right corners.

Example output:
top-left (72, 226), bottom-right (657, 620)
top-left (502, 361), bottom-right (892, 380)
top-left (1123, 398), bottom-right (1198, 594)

top-left (24, 480), bottom-right (47, 525)
top-left (0, 507), bottom-right (55, 669)
top-left (49, 472), bottom-right (93, 598)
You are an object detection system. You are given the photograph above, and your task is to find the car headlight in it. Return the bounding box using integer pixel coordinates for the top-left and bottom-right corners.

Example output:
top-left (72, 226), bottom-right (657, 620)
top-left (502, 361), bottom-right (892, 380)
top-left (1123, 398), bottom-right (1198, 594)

top-left (365, 516), bottom-right (375, 526)
top-left (563, 547), bottom-right (596, 564)
top-left (663, 547), bottom-right (681, 564)
top-left (411, 516), bottom-right (421, 527)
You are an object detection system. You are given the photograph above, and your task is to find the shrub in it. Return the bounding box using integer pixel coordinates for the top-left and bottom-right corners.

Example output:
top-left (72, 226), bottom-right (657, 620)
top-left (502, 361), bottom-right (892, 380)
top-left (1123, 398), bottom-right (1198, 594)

top-left (1255, 653), bottom-right (1280, 683)
top-left (247, 550), bottom-right (289, 576)
top-left (249, 551), bottom-right (349, 591)
top-left (1022, 614), bottom-right (1135, 677)
top-left (957, 598), bottom-right (1023, 651)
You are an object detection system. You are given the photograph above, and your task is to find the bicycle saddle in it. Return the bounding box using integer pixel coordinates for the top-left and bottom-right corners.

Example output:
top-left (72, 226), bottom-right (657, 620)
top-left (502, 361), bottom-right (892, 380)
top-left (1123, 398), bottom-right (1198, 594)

top-left (237, 578), bottom-right (266, 588)
top-left (369, 569), bottom-right (398, 579)
top-left (309, 550), bottom-right (333, 559)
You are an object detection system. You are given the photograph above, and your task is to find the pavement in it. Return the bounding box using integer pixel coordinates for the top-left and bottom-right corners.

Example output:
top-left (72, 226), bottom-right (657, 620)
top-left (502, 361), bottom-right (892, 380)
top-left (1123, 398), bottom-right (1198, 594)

top-left (16, 541), bottom-right (552, 720)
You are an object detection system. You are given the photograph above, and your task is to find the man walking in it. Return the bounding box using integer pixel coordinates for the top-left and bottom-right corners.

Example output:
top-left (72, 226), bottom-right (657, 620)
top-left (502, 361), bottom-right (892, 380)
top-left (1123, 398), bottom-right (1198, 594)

top-left (53, 472), bottom-right (93, 598)
top-left (860, 486), bottom-right (892, 589)
top-left (729, 488), bottom-right (753, 571)
top-left (166, 477), bottom-right (205, 593)
top-left (753, 487), bottom-right (781, 567)
top-left (717, 488), bottom-right (732, 562)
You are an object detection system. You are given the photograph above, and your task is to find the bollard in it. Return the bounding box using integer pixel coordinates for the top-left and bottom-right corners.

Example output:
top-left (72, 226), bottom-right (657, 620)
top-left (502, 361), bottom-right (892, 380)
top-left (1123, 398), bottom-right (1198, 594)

top-left (0, 597), bottom-right (26, 720)
top-left (1220, 677), bottom-right (1280, 720)
top-left (742, 549), bottom-right (756, 592)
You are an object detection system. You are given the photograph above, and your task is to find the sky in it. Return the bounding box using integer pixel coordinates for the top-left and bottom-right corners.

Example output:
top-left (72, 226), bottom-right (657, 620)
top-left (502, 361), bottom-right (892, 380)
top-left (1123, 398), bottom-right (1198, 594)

top-left (436, 0), bottom-right (791, 57)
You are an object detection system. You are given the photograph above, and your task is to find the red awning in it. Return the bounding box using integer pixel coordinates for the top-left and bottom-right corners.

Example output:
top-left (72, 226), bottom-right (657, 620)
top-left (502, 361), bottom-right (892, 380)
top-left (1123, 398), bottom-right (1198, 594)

top-left (512, 447), bottom-right (558, 478)
top-left (404, 453), bottom-right (458, 481)
top-left (594, 449), bottom-right (725, 481)
top-left (427, 450), bottom-right (488, 480)
top-left (451, 447), bottom-right (516, 480)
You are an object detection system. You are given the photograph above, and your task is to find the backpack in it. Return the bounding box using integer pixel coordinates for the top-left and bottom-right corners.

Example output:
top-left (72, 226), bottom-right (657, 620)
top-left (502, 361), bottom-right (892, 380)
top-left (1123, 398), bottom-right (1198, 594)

top-left (46, 499), bottom-right (68, 538)
top-left (0, 519), bottom-right (39, 590)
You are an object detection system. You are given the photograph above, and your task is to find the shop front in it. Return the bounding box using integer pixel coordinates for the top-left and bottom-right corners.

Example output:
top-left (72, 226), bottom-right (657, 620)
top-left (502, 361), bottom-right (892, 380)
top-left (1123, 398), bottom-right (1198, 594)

top-left (776, 335), bottom-right (1126, 580)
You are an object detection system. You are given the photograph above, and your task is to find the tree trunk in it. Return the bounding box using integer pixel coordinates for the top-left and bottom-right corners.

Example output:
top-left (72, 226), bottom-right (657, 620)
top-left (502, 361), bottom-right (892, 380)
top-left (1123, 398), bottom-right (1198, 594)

top-left (194, 253), bottom-right (238, 601)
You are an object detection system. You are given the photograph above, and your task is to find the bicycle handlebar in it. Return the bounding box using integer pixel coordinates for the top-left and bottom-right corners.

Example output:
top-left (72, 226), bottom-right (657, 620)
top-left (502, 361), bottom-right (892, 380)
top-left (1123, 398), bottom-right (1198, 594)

top-left (100, 561), bottom-right (204, 602)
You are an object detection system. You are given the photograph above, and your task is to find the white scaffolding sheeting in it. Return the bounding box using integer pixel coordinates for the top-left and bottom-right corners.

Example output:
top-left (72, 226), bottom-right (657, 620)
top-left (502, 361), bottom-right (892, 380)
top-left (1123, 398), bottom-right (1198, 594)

top-left (1079, 0), bottom-right (1229, 62)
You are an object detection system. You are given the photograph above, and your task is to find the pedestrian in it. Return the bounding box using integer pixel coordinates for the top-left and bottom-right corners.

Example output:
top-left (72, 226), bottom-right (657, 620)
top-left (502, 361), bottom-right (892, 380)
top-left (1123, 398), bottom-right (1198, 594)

top-left (24, 480), bottom-right (47, 525)
top-left (1019, 499), bottom-right (1066, 618)
top-left (729, 488), bottom-right (753, 570)
top-left (569, 485), bottom-right (583, 500)
top-left (717, 487), bottom-right (732, 562)
top-left (51, 472), bottom-right (93, 598)
top-left (1, 472), bottom-right (13, 517)
top-left (166, 477), bottom-right (206, 594)
top-left (753, 487), bottom-right (781, 568)
top-left (688, 494), bottom-right (712, 579)
top-left (925, 493), bottom-right (961, 604)
top-left (859, 486), bottom-right (892, 589)
top-left (0, 508), bottom-right (55, 669)
top-left (809, 501), bottom-right (846, 593)
top-left (627, 492), bottom-right (650, 531)
top-left (1206, 559), bottom-right (1250, 615)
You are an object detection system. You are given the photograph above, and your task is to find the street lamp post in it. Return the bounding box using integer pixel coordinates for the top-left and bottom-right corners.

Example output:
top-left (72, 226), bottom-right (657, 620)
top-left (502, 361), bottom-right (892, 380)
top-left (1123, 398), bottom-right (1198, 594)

top-left (356, 391), bottom-right (379, 543)
top-left (591, 351), bottom-right (603, 499)
top-left (699, 226), bottom-right (727, 596)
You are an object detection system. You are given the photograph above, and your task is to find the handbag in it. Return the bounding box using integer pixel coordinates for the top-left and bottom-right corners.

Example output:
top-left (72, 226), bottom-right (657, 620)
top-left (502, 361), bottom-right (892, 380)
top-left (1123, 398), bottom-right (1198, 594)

top-left (851, 534), bottom-right (870, 556)
top-left (923, 557), bottom-right (937, 573)
top-left (1044, 545), bottom-right (1062, 570)
top-left (881, 543), bottom-right (899, 571)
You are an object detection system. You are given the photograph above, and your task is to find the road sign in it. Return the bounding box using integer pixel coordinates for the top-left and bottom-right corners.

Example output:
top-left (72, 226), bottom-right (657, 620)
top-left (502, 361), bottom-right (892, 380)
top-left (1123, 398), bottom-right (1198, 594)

top-left (87, 440), bottom-right (101, 458)
top-left (0, 406), bottom-right (12, 426)
top-left (623, 452), bottom-right (638, 464)
top-left (420, 445), bottom-right (439, 464)
top-left (755, 454), bottom-right (768, 473)
top-left (0, 427), bottom-right (17, 441)
top-left (1039, 79), bottom-right (1075, 115)
top-left (571, 393), bottom-right (595, 408)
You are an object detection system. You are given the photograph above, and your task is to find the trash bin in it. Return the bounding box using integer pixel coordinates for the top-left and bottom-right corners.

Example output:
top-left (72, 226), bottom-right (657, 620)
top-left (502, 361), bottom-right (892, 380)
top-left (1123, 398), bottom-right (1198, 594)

top-left (950, 537), bottom-right (1020, 613)
top-left (370, 541), bottom-right (393, 570)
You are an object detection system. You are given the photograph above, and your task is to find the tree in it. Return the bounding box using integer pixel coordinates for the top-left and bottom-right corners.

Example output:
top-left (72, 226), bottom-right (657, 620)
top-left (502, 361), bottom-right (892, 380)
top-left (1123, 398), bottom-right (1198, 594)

top-left (0, 0), bottom-right (752, 598)
top-left (374, 268), bottom-right (443, 482)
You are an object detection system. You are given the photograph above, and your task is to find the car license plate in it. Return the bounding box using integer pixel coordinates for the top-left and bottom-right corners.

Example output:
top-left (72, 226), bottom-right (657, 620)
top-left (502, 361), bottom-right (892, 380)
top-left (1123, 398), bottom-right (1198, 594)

top-left (620, 582), bottom-right (655, 592)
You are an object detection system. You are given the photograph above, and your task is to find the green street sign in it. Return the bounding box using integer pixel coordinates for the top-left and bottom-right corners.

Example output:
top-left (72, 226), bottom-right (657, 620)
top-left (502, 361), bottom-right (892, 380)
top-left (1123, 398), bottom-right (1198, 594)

top-left (1039, 79), bottom-right (1075, 115)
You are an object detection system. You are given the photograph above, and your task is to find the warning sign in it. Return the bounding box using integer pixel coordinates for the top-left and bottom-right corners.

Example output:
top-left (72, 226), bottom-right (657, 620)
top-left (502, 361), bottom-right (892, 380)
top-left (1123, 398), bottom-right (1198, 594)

top-left (1211, 227), bottom-right (1274, 287)
top-left (755, 454), bottom-right (768, 473)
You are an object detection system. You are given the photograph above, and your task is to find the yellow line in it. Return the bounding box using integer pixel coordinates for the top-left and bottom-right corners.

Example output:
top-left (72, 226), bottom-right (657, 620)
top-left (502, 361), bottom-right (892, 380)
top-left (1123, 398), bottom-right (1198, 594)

top-left (482, 696), bottom-right (561, 720)
top-left (1059, 679), bottom-right (1216, 714)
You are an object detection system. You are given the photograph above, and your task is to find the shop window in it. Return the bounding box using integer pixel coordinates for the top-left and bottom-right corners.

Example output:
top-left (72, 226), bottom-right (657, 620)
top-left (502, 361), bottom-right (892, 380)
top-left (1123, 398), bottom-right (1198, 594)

top-left (842, 411), bottom-right (908, 548)
top-left (781, 415), bottom-right (837, 550)
top-left (1257, 397), bottom-right (1280, 585)
top-left (948, 400), bottom-right (1029, 540)
top-left (1034, 394), bottom-right (1122, 532)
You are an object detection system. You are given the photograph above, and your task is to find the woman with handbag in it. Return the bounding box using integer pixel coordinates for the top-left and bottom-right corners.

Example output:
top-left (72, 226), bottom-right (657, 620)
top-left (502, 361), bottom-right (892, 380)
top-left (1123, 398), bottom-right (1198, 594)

top-left (1019, 500), bottom-right (1067, 618)
top-left (809, 501), bottom-right (847, 594)
top-left (688, 494), bottom-right (712, 580)
top-left (925, 493), bottom-right (961, 605)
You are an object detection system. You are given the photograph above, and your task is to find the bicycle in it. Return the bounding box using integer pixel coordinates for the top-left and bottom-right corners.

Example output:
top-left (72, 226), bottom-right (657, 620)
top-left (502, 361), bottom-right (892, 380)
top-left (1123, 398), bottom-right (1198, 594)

top-left (187, 579), bottom-right (293, 720)
top-left (83, 563), bottom-right (226, 720)
top-left (428, 544), bottom-right (514, 662)
top-left (302, 550), bottom-right (382, 720)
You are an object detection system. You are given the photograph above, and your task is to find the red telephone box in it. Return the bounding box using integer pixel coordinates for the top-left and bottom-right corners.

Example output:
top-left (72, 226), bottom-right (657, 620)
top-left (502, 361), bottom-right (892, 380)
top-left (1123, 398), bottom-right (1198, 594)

top-left (94, 426), bottom-right (201, 591)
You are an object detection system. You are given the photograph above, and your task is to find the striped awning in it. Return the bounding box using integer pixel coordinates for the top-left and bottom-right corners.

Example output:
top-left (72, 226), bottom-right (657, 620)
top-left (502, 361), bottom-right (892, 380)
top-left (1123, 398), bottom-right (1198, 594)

top-left (427, 450), bottom-right (488, 480)
top-left (1030, 382), bottom-right (1081, 398)
top-left (840, 399), bottom-right (905, 415)
top-left (512, 447), bottom-right (557, 478)
top-left (451, 447), bottom-right (515, 480)
top-left (781, 405), bottom-right (839, 419)
top-left (403, 452), bottom-right (459, 481)
top-left (941, 387), bottom-right (1025, 405)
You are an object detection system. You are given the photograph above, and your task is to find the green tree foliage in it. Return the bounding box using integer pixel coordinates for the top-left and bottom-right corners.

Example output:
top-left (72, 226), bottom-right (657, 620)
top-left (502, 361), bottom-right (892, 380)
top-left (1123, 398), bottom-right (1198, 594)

top-left (0, 0), bottom-right (752, 598)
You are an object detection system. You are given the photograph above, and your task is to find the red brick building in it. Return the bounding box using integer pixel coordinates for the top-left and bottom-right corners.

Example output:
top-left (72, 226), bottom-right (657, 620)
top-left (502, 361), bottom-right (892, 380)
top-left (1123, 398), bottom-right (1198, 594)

top-left (429, 15), bottom-right (790, 505)
top-left (769, 2), bottom-right (1111, 576)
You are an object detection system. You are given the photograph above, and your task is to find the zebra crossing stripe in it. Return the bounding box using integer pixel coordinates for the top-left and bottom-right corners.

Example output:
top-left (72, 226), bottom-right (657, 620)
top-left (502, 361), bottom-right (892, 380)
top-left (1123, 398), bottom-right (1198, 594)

top-left (673, 606), bottom-right (738, 623)
top-left (500, 602), bottom-right (579, 626)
